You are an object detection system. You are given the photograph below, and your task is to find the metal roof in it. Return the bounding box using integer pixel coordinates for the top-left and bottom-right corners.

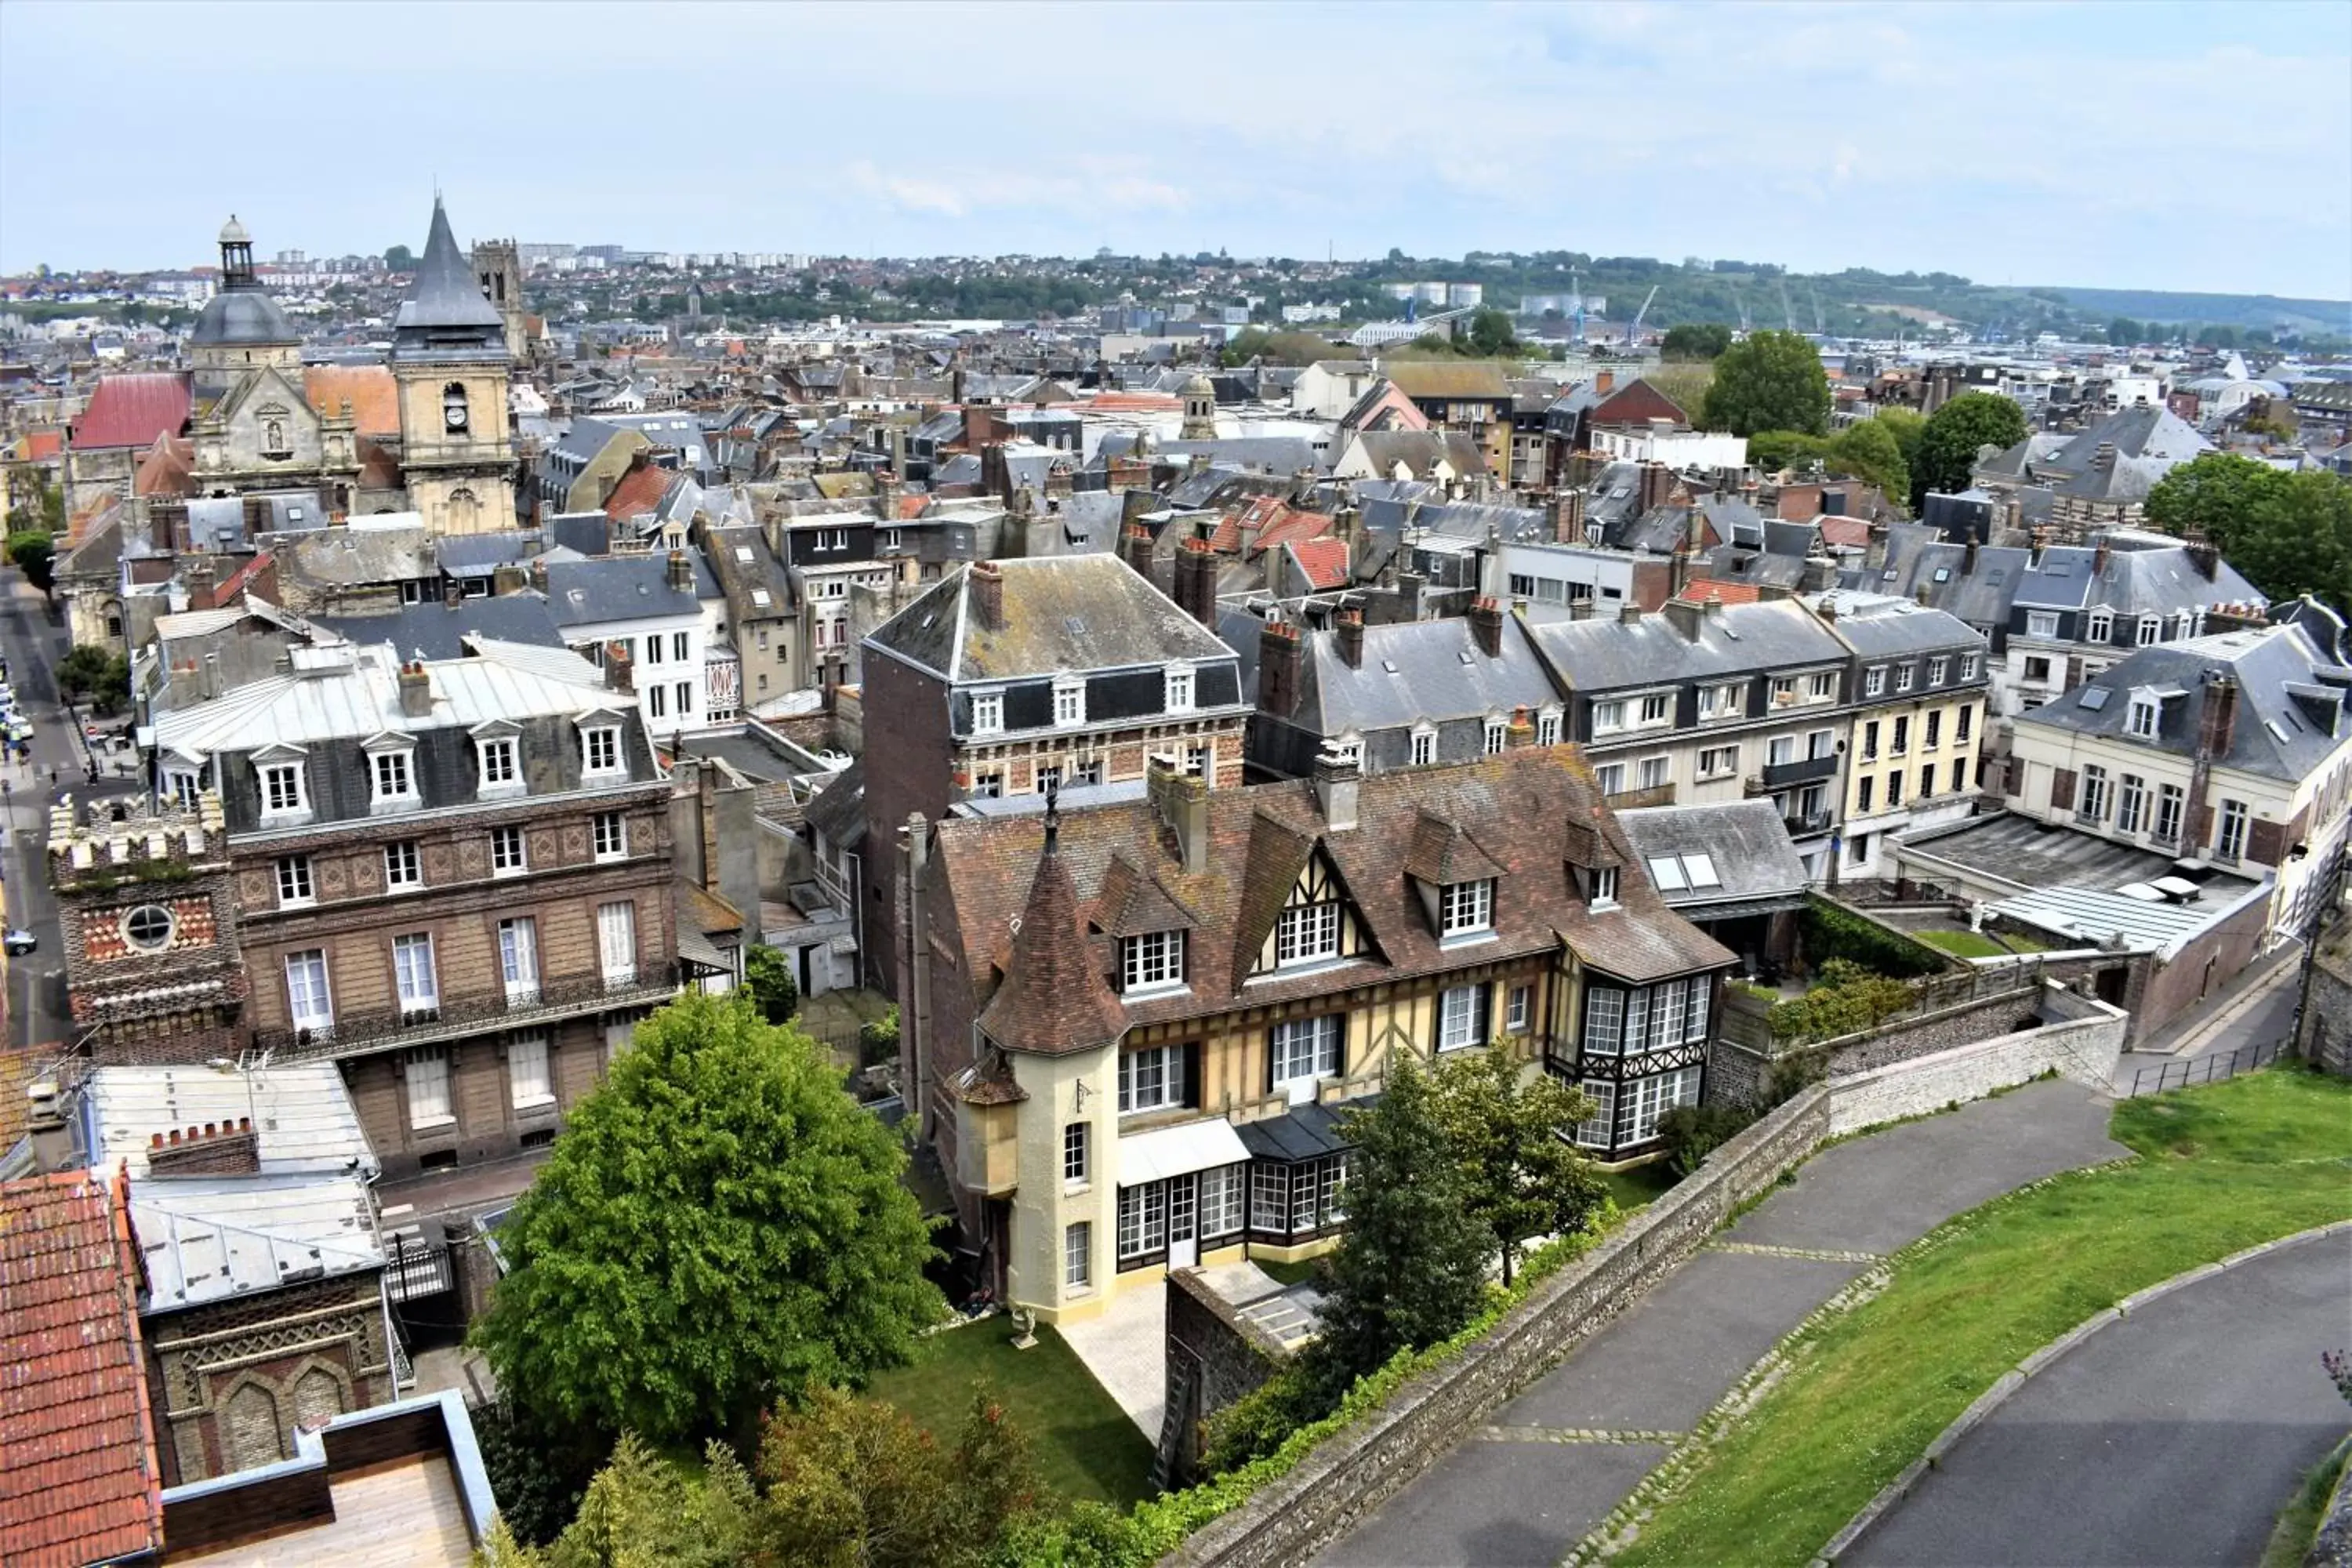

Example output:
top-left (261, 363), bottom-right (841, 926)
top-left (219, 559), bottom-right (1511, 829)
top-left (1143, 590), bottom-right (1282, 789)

top-left (84, 1062), bottom-right (376, 1178)
top-left (131, 1172), bottom-right (383, 1311)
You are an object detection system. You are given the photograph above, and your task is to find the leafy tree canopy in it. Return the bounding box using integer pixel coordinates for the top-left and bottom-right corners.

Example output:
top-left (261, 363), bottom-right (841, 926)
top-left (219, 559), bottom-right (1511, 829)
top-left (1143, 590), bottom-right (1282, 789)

top-left (1661, 321), bottom-right (1733, 361)
top-left (2145, 454), bottom-right (2352, 617)
top-left (472, 993), bottom-right (943, 1445)
top-left (56, 644), bottom-right (129, 717)
top-left (5, 530), bottom-right (54, 595)
top-left (1464, 306), bottom-right (1520, 357)
top-left (1828, 418), bottom-right (1911, 507)
top-left (1910, 391), bottom-right (2028, 508)
top-left (1426, 1047), bottom-right (1604, 1286)
top-left (1304, 1057), bottom-right (1491, 1393)
top-left (384, 244), bottom-right (416, 272)
top-left (1221, 327), bottom-right (1348, 367)
top-left (2108, 316), bottom-right (2143, 347)
top-left (1700, 329), bottom-right (1831, 437)
top-left (742, 942), bottom-right (799, 1025)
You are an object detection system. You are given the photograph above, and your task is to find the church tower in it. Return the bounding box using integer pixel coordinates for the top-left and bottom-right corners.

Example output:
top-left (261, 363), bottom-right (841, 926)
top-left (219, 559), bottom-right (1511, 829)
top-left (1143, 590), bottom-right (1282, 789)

top-left (471, 237), bottom-right (528, 361)
top-left (1179, 372), bottom-right (1218, 441)
top-left (188, 215), bottom-right (300, 402)
top-left (393, 198), bottom-right (518, 535)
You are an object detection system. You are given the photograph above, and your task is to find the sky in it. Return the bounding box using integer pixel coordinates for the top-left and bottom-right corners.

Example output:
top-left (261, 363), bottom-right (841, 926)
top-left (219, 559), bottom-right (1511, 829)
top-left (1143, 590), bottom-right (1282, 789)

top-left (2, 1), bottom-right (2347, 301)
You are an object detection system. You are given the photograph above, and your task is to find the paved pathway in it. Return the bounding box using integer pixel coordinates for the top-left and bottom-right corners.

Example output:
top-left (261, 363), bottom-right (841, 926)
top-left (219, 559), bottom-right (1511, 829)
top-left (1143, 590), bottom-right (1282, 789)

top-left (1851, 1229), bottom-right (2352, 1568)
top-left (1317, 1081), bottom-right (2128, 1568)
top-left (1062, 1274), bottom-right (1171, 1439)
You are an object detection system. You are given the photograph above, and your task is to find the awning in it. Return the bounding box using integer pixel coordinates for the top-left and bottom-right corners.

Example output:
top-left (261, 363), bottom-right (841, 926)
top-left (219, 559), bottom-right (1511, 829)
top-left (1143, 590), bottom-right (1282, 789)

top-left (1118, 1118), bottom-right (1252, 1186)
top-left (1234, 1098), bottom-right (1375, 1163)
top-left (675, 926), bottom-right (735, 975)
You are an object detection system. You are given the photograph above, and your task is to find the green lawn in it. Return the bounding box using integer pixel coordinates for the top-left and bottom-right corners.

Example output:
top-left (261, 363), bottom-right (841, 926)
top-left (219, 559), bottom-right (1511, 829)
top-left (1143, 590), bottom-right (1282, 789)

top-left (1250, 1254), bottom-right (1323, 1287)
top-left (1911, 927), bottom-right (2049, 958)
top-left (1614, 1069), bottom-right (2352, 1568)
top-left (862, 1319), bottom-right (1155, 1509)
top-left (1601, 1160), bottom-right (1682, 1213)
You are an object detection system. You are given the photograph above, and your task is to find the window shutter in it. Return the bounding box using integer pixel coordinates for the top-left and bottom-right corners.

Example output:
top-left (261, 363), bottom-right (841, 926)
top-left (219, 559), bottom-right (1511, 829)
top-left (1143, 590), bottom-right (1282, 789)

top-left (1331, 1014), bottom-right (1346, 1074)
top-left (1476, 984), bottom-right (1492, 1045)
top-left (1184, 1041), bottom-right (1203, 1109)
top-left (1265, 1029), bottom-right (1278, 1095)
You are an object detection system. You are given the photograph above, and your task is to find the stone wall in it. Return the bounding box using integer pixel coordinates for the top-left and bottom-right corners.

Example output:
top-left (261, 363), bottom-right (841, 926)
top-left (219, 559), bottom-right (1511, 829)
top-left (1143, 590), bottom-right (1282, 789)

top-left (1163, 1086), bottom-right (1835, 1568)
top-left (2297, 942), bottom-right (2352, 1078)
top-left (1156, 1269), bottom-right (1290, 1490)
top-left (1824, 982), bottom-right (2126, 1136)
top-left (1706, 982), bottom-right (2046, 1112)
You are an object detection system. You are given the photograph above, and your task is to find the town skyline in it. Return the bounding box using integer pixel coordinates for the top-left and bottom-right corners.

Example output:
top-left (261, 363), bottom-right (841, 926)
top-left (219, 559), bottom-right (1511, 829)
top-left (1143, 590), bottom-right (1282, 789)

top-left (2, 0), bottom-right (2346, 299)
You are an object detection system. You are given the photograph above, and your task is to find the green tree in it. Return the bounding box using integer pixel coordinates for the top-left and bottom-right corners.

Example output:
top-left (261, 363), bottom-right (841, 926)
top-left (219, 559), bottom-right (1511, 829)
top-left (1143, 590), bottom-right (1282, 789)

top-left (2145, 454), bottom-right (2352, 616)
top-left (742, 942), bottom-right (799, 1025)
top-left (1700, 329), bottom-right (1831, 437)
top-left (1427, 1047), bottom-right (1605, 1286)
top-left (1304, 1058), bottom-right (1491, 1392)
top-left (1748, 430), bottom-right (1831, 474)
top-left (2107, 316), bottom-right (2143, 347)
top-left (1661, 321), bottom-right (1733, 361)
top-left (544, 1433), bottom-right (759, 1568)
top-left (1465, 306), bottom-right (1519, 357)
top-left (4, 530), bottom-right (54, 595)
top-left (1874, 405), bottom-right (1926, 488)
top-left (1220, 327), bottom-right (1271, 366)
top-left (1911, 390), bottom-right (2028, 507)
top-left (1642, 362), bottom-right (1714, 426)
top-left (757, 1385), bottom-right (1044, 1568)
top-left (471, 1395), bottom-right (610, 1547)
top-left (1828, 418), bottom-right (1911, 506)
top-left (472, 993), bottom-right (943, 1446)
top-left (384, 244), bottom-right (416, 272)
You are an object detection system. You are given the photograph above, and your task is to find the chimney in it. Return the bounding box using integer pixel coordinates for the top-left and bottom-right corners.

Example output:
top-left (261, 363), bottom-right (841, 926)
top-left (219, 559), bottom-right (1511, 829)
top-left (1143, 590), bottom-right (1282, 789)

top-left (666, 548), bottom-right (694, 593)
top-left (1963, 537), bottom-right (1980, 575)
top-left (1702, 589), bottom-right (1726, 618)
top-left (1146, 753), bottom-right (1211, 873)
top-left (1505, 705), bottom-right (1537, 748)
top-left (1594, 368), bottom-right (1614, 396)
top-left (1819, 594), bottom-right (1838, 622)
top-left (2201, 671), bottom-right (2240, 757)
top-left (1396, 571), bottom-right (1424, 620)
top-left (443, 574), bottom-right (463, 608)
top-left (2030, 527), bottom-right (2050, 568)
top-left (1618, 601), bottom-right (1646, 626)
top-left (397, 660), bottom-right (433, 717)
top-left (1120, 522), bottom-right (1154, 579)
top-left (1336, 608), bottom-right (1365, 669)
top-left (147, 1116), bottom-right (260, 1176)
top-left (1662, 594), bottom-right (1705, 642)
top-left (528, 557), bottom-right (550, 594)
top-left (1468, 596), bottom-right (1504, 657)
top-left (1174, 535), bottom-right (1218, 626)
top-left (1312, 742), bottom-right (1360, 831)
top-left (1570, 597), bottom-right (1595, 621)
top-left (2184, 531), bottom-right (2218, 580)
top-left (604, 640), bottom-right (635, 692)
top-left (1551, 488), bottom-right (1586, 544)
top-left (1259, 619), bottom-right (1303, 716)
top-left (26, 1081), bottom-right (74, 1174)
top-left (968, 560), bottom-right (1004, 630)
top-left (2092, 441), bottom-right (2116, 472)
top-left (186, 557), bottom-right (217, 612)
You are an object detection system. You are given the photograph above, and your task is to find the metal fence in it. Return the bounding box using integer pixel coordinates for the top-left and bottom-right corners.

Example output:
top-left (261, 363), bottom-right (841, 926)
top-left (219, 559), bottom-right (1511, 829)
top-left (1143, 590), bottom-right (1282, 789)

top-left (2125, 1037), bottom-right (2288, 1097)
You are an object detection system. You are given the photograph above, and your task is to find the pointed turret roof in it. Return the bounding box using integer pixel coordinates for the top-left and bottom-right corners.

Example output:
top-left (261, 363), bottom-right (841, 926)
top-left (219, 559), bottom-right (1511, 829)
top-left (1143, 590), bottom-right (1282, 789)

top-left (976, 818), bottom-right (1127, 1058)
top-left (393, 198), bottom-right (505, 360)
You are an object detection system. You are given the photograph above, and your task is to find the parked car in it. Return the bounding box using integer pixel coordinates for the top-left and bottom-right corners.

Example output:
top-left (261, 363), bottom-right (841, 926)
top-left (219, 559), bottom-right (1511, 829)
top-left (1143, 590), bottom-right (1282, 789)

top-left (2, 929), bottom-right (37, 956)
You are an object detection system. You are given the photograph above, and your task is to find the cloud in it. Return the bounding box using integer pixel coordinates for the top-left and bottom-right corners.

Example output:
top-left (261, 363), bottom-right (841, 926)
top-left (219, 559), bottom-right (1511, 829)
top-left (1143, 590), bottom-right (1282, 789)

top-left (844, 159), bottom-right (1189, 223)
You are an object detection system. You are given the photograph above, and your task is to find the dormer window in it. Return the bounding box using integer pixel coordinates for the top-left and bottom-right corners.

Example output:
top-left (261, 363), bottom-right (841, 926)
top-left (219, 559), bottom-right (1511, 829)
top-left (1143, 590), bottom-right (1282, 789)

top-left (1164, 666), bottom-right (1195, 714)
top-left (258, 758), bottom-right (307, 819)
top-left (1276, 899), bottom-right (1341, 967)
top-left (1053, 678), bottom-right (1086, 728)
top-left (478, 735), bottom-right (521, 793)
top-left (1639, 693), bottom-right (1671, 724)
top-left (1122, 929), bottom-right (1186, 995)
top-left (2128, 695), bottom-right (2160, 738)
top-left (1410, 727), bottom-right (1436, 766)
top-left (1483, 719), bottom-right (1506, 755)
top-left (1537, 709), bottom-right (1562, 746)
top-left (583, 724), bottom-right (622, 775)
top-left (1594, 699), bottom-right (1628, 733)
top-left (1864, 666), bottom-right (1886, 698)
top-left (2087, 610), bottom-right (2113, 643)
top-left (2136, 615), bottom-right (2161, 647)
top-left (971, 690), bottom-right (1004, 735)
top-left (1439, 878), bottom-right (1494, 937)
top-left (164, 767), bottom-right (201, 811)
top-left (370, 746), bottom-right (418, 808)
top-left (1590, 866), bottom-right (1619, 908)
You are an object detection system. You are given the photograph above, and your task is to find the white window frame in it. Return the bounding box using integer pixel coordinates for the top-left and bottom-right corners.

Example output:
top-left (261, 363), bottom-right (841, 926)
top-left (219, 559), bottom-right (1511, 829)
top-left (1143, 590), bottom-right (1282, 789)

top-left (593, 810), bottom-right (627, 861)
top-left (1123, 928), bottom-right (1186, 994)
top-left (2081, 764), bottom-right (2111, 821)
top-left (491, 826), bottom-right (528, 876)
top-left (393, 933), bottom-right (438, 1014)
top-left (404, 1048), bottom-right (454, 1131)
top-left (1591, 865), bottom-right (1619, 907)
top-left (165, 768), bottom-right (201, 810)
top-left (582, 724), bottom-right (622, 775)
top-left (1063, 1122), bottom-right (1091, 1189)
top-left (284, 949), bottom-right (332, 1032)
top-left (1276, 901), bottom-right (1341, 967)
top-left (1064, 1221), bottom-right (1093, 1290)
top-left (1593, 699), bottom-right (1627, 733)
top-left (384, 840), bottom-right (422, 892)
top-left (276, 855), bottom-right (313, 907)
top-left (1439, 878), bottom-right (1494, 937)
top-left (1573, 1080), bottom-right (1616, 1148)
top-left (1270, 1014), bottom-right (1341, 1094)
top-left (1698, 744), bottom-right (1740, 779)
top-left (1053, 677), bottom-right (1086, 728)
top-left (1639, 692), bottom-right (1671, 725)
top-left (1164, 666), bottom-right (1195, 714)
top-left (1117, 1042), bottom-right (1183, 1115)
top-left (1116, 1183), bottom-right (1167, 1261)
top-left (2087, 611), bottom-right (2113, 643)
top-left (1537, 710), bottom-right (1561, 746)
top-left (1483, 720), bottom-right (1506, 755)
top-left (2136, 614), bottom-right (2161, 647)
top-left (371, 747), bottom-right (418, 806)
top-left (1962, 652), bottom-right (1981, 680)
top-left (2117, 773), bottom-right (2147, 834)
top-left (1701, 682), bottom-right (1744, 719)
top-left (1864, 666), bottom-right (1886, 698)
top-left (509, 1032), bottom-right (554, 1109)
top-left (597, 901), bottom-right (637, 985)
top-left (1894, 663), bottom-right (1915, 693)
top-left (2128, 698), bottom-right (2159, 739)
top-left (1807, 670), bottom-right (1835, 699)
top-left (2027, 611), bottom-right (2060, 639)
top-left (2216, 798), bottom-right (2249, 861)
top-left (1437, 984), bottom-right (1486, 1051)
top-left (1507, 984), bottom-right (1533, 1033)
top-left (259, 760), bottom-right (307, 818)
top-left (971, 689), bottom-right (1004, 735)
top-left (2155, 783), bottom-right (2184, 845)
top-left (478, 736), bottom-right (521, 793)
top-left (1411, 728), bottom-right (1436, 766)
top-left (1928, 656), bottom-right (1949, 686)
top-left (499, 916), bottom-right (540, 1004)
top-left (1200, 1164), bottom-right (1244, 1237)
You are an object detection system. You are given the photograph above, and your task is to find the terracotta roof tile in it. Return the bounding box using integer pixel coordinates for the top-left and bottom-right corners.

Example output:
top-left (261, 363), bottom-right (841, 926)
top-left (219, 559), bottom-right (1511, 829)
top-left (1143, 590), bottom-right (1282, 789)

top-left (603, 461), bottom-right (675, 521)
top-left (68, 372), bottom-right (191, 452)
top-left (132, 434), bottom-right (194, 500)
top-left (0, 1171), bottom-right (162, 1568)
top-left (302, 365), bottom-right (401, 437)
top-left (1289, 536), bottom-right (1352, 590)
top-left (1819, 516), bottom-right (1871, 548)
top-left (1675, 579), bottom-right (1762, 606)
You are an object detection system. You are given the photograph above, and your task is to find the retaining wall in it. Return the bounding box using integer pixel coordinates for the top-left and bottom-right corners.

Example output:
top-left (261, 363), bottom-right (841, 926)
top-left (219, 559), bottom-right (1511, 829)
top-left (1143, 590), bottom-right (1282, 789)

top-left (1825, 982), bottom-right (2126, 1136)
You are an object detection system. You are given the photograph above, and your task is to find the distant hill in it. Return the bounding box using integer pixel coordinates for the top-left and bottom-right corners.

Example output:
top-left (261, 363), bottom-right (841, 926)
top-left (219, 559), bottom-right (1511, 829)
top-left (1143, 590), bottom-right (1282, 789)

top-left (2045, 286), bottom-right (2349, 336)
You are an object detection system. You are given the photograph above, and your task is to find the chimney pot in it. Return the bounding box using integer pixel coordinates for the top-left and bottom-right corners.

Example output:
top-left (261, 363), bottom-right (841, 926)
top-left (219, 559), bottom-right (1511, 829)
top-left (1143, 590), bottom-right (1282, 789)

top-left (969, 560), bottom-right (1005, 630)
top-left (1468, 596), bottom-right (1504, 657)
top-left (1337, 608), bottom-right (1365, 668)
top-left (151, 1133), bottom-right (163, 1148)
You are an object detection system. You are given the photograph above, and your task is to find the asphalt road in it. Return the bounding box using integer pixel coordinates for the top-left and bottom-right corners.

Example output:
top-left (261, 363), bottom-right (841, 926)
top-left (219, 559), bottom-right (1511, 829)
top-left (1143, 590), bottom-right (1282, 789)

top-left (1852, 1229), bottom-right (2352, 1568)
top-left (0, 568), bottom-right (144, 1053)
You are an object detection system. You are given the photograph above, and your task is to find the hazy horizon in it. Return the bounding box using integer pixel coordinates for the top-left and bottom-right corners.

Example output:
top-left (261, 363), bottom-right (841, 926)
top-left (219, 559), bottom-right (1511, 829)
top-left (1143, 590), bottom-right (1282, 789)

top-left (2, 1), bottom-right (2346, 300)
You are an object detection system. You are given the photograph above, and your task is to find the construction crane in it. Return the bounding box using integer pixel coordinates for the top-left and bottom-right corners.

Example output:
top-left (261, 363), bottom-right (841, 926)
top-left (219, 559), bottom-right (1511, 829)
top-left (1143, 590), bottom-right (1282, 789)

top-left (1778, 276), bottom-right (1798, 333)
top-left (1624, 285), bottom-right (1659, 347)
top-left (1809, 281), bottom-right (1825, 335)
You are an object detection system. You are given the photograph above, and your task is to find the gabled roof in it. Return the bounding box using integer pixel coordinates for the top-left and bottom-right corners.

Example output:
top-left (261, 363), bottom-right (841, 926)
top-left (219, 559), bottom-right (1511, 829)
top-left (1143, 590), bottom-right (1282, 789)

top-left (132, 433), bottom-right (194, 499)
top-left (392, 198), bottom-right (506, 359)
top-left (0, 1171), bottom-right (162, 1568)
top-left (866, 554), bottom-right (1235, 684)
top-left (69, 371), bottom-right (191, 451)
top-left (303, 364), bottom-right (401, 437)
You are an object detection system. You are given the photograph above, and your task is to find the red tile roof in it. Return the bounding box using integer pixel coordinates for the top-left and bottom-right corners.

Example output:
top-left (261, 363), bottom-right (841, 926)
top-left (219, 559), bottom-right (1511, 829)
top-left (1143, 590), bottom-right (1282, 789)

top-left (1290, 535), bottom-right (1351, 590)
top-left (302, 365), bottom-right (401, 437)
top-left (1818, 516), bottom-right (1871, 549)
top-left (132, 435), bottom-right (194, 500)
top-left (68, 372), bottom-right (191, 452)
top-left (1675, 579), bottom-right (1762, 605)
top-left (12, 430), bottom-right (64, 463)
top-left (604, 461), bottom-right (674, 521)
top-left (1254, 506), bottom-right (1334, 560)
top-left (0, 1171), bottom-right (162, 1568)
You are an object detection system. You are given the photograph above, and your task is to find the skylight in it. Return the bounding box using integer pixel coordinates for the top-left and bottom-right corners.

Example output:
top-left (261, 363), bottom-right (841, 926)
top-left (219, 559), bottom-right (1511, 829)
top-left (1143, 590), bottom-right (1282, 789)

top-left (1682, 852), bottom-right (1721, 887)
top-left (2078, 687), bottom-right (2112, 710)
top-left (1647, 855), bottom-right (1687, 891)
top-left (735, 546), bottom-right (755, 563)
top-left (751, 590), bottom-right (772, 607)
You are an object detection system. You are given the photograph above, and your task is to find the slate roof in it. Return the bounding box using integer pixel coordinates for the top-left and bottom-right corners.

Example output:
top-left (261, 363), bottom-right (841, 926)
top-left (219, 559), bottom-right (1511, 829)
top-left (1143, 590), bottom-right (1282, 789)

top-left (1285, 612), bottom-right (1556, 733)
top-left (1348, 430), bottom-right (1489, 480)
top-left (315, 594), bottom-right (564, 660)
top-left (866, 554), bottom-right (1234, 684)
top-left (543, 554), bottom-right (706, 627)
top-left (69, 372), bottom-right (191, 451)
top-left (393, 198), bottom-right (506, 349)
top-left (2042, 404), bottom-right (2211, 474)
top-left (2015, 621), bottom-right (2352, 783)
top-left (0, 1171), bottom-right (161, 1568)
top-left (1615, 799), bottom-right (1809, 909)
top-left (1528, 598), bottom-right (1848, 692)
top-left (935, 746), bottom-right (1735, 1059)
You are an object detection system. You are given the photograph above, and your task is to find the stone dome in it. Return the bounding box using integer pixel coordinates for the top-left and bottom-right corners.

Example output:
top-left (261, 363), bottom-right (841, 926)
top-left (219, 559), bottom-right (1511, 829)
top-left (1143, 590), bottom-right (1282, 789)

top-left (218, 213), bottom-right (251, 245)
top-left (190, 286), bottom-right (296, 347)
top-left (1183, 372), bottom-right (1215, 396)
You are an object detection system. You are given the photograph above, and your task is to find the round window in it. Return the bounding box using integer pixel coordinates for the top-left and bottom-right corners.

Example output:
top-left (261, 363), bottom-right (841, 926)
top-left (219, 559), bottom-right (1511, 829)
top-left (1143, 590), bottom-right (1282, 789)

top-left (123, 905), bottom-right (176, 951)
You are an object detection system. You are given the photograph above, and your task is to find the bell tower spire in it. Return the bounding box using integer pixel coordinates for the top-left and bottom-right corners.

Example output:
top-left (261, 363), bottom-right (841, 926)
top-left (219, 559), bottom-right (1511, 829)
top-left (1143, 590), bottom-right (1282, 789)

top-left (216, 215), bottom-right (255, 291)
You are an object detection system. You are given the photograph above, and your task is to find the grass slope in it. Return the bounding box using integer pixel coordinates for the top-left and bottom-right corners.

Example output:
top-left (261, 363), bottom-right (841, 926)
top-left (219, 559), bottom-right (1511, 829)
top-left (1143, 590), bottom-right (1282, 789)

top-left (862, 1319), bottom-right (1155, 1510)
top-left (1613, 1069), bottom-right (2352, 1568)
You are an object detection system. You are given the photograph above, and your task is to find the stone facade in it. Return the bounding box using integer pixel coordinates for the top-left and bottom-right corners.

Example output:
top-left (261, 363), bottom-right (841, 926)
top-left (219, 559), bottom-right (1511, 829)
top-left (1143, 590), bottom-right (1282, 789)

top-left (1824, 984), bottom-right (2127, 1135)
top-left (1156, 1269), bottom-right (1287, 1488)
top-left (2297, 924), bottom-right (2352, 1076)
top-left (144, 1271), bottom-right (396, 1486)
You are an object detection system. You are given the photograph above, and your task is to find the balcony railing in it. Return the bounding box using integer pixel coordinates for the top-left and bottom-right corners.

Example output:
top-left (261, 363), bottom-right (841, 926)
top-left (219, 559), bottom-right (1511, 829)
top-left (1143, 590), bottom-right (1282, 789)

top-left (1784, 810), bottom-right (1833, 837)
top-left (1760, 753), bottom-right (1839, 789)
top-left (251, 964), bottom-right (682, 1062)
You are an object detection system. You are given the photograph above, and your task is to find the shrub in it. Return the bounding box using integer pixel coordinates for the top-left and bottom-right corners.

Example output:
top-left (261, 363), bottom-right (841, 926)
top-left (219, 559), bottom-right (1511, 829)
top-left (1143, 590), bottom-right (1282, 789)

top-left (1655, 1103), bottom-right (1755, 1177)
top-left (1801, 902), bottom-right (1946, 979)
